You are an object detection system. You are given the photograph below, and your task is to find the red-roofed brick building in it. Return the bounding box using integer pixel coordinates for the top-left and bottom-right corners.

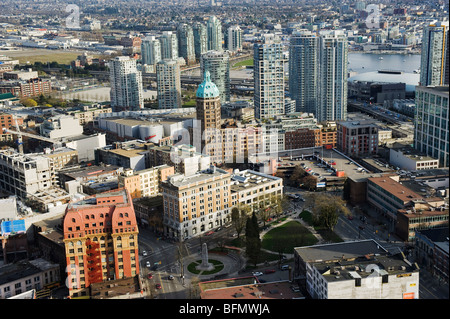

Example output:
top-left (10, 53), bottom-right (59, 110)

top-left (63, 188), bottom-right (139, 298)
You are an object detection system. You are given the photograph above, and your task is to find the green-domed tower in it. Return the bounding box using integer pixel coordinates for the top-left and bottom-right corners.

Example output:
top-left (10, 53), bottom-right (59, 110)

top-left (195, 71), bottom-right (222, 163)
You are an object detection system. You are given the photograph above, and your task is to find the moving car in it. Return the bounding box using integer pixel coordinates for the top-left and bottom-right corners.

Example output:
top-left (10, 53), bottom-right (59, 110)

top-left (146, 261), bottom-right (151, 268)
top-left (147, 273), bottom-right (153, 279)
top-left (252, 272), bottom-right (263, 276)
top-left (265, 269), bottom-right (276, 274)
top-left (155, 283), bottom-right (162, 289)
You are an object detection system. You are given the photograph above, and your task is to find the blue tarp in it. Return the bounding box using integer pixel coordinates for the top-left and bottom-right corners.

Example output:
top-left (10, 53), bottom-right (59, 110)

top-left (1, 219), bottom-right (26, 236)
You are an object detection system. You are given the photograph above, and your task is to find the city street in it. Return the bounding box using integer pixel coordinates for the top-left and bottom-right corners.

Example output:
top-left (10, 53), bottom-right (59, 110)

top-left (136, 189), bottom-right (448, 300)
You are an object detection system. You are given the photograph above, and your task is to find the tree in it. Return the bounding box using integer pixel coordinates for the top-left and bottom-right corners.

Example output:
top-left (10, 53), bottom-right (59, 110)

top-left (231, 204), bottom-right (250, 239)
top-left (302, 175), bottom-right (317, 190)
top-left (306, 193), bottom-right (351, 231)
top-left (245, 211), bottom-right (261, 267)
top-left (20, 98), bottom-right (37, 107)
top-left (255, 201), bottom-right (270, 228)
top-left (290, 165), bottom-right (305, 186)
top-left (269, 194), bottom-right (288, 221)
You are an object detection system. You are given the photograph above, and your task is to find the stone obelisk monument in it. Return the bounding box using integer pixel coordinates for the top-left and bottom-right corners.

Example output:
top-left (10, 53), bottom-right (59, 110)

top-left (196, 243), bottom-right (214, 271)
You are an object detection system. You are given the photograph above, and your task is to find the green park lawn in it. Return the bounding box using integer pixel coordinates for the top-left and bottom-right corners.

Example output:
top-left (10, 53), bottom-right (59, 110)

top-left (232, 58), bottom-right (253, 68)
top-left (261, 221), bottom-right (318, 254)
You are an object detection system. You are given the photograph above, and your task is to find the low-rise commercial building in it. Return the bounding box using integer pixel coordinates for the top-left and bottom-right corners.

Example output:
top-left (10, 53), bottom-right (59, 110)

top-left (414, 227), bottom-right (449, 283)
top-left (118, 164), bottom-right (174, 199)
top-left (0, 258), bottom-right (61, 299)
top-left (366, 174), bottom-right (448, 241)
top-left (96, 140), bottom-right (151, 171)
top-left (389, 145), bottom-right (440, 171)
top-left (40, 115), bottom-right (83, 140)
top-left (230, 169), bottom-right (283, 210)
top-left (293, 240), bottom-right (420, 299)
top-left (67, 104), bottom-right (112, 126)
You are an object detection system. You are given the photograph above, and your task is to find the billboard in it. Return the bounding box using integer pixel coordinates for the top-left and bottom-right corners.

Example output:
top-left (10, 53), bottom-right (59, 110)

top-left (1, 219), bottom-right (26, 236)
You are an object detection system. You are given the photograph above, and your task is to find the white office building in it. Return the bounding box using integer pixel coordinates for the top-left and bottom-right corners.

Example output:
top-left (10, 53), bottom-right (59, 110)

top-left (294, 240), bottom-right (420, 299)
top-left (39, 115), bottom-right (83, 140)
top-left (141, 36), bottom-right (162, 70)
top-left (156, 59), bottom-right (182, 109)
top-left (159, 31), bottom-right (178, 60)
top-left (227, 25), bottom-right (243, 52)
top-left (207, 15), bottom-right (223, 51)
top-left (109, 56), bottom-right (144, 111)
top-left (317, 30), bottom-right (348, 122)
top-left (253, 34), bottom-right (286, 120)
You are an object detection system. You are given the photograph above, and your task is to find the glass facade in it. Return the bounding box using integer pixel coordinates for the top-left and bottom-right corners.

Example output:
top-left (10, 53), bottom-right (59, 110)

top-left (414, 86), bottom-right (449, 167)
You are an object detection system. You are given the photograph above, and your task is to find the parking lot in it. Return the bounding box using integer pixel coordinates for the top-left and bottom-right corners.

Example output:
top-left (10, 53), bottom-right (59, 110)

top-left (279, 148), bottom-right (375, 183)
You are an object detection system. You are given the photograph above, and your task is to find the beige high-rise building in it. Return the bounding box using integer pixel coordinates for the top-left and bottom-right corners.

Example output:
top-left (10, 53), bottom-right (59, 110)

top-left (161, 166), bottom-right (232, 240)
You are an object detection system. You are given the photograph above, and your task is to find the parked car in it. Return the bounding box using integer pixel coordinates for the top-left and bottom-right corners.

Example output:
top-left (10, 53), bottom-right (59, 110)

top-left (265, 269), bottom-right (276, 274)
top-left (168, 275), bottom-right (174, 280)
top-left (155, 283), bottom-right (162, 289)
top-left (147, 273), bottom-right (153, 279)
top-left (205, 230), bottom-right (214, 236)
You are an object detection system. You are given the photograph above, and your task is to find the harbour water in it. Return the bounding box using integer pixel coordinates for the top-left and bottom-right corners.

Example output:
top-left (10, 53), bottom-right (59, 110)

top-left (348, 52), bottom-right (421, 74)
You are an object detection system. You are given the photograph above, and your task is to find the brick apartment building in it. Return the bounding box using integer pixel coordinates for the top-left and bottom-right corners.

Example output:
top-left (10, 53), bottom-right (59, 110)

top-left (0, 78), bottom-right (52, 98)
top-left (63, 188), bottom-right (139, 298)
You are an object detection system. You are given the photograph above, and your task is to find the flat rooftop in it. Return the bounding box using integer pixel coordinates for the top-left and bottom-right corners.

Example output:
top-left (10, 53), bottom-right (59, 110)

top-left (314, 252), bottom-right (419, 283)
top-left (164, 167), bottom-right (231, 188)
top-left (368, 175), bottom-right (424, 203)
top-left (231, 169), bottom-right (281, 192)
top-left (200, 278), bottom-right (304, 299)
top-left (60, 164), bottom-right (121, 180)
top-left (295, 239), bottom-right (388, 263)
top-left (279, 148), bottom-right (377, 182)
top-left (70, 189), bottom-right (128, 207)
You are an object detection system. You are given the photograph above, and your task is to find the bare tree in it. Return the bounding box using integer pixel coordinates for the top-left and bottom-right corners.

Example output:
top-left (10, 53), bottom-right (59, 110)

top-left (231, 203), bottom-right (251, 239)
